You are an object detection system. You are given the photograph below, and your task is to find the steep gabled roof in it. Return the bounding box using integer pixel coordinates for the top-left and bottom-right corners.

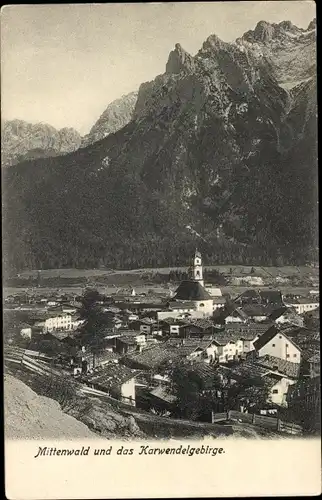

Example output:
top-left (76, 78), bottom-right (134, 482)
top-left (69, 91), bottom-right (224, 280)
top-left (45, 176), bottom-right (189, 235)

top-left (174, 280), bottom-right (212, 301)
top-left (212, 334), bottom-right (238, 346)
top-left (253, 325), bottom-right (301, 352)
top-left (268, 306), bottom-right (289, 320)
top-left (234, 289), bottom-right (261, 302)
top-left (85, 364), bottom-right (138, 388)
top-left (259, 290), bottom-right (283, 304)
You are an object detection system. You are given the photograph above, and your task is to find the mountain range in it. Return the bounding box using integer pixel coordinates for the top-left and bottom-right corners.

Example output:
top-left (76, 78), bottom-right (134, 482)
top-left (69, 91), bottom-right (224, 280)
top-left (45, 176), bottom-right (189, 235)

top-left (2, 19), bottom-right (317, 273)
top-left (1, 120), bottom-right (82, 167)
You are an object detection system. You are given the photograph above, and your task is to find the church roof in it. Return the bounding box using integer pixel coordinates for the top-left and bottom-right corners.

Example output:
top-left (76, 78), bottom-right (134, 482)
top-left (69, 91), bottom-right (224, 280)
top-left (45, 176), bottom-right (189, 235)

top-left (174, 280), bottom-right (212, 301)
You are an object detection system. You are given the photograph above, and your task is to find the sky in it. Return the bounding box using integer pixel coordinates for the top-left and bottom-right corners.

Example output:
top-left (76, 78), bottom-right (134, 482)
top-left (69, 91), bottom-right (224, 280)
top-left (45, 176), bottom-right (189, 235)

top-left (1, 2), bottom-right (316, 135)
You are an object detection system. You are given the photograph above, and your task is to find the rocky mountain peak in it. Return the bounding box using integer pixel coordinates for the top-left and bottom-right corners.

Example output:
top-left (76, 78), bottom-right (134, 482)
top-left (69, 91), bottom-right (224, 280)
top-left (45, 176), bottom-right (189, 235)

top-left (242, 19), bottom-right (306, 44)
top-left (200, 33), bottom-right (227, 53)
top-left (81, 91), bottom-right (138, 147)
top-left (308, 18), bottom-right (316, 31)
top-left (253, 20), bottom-right (275, 42)
top-left (165, 43), bottom-right (194, 74)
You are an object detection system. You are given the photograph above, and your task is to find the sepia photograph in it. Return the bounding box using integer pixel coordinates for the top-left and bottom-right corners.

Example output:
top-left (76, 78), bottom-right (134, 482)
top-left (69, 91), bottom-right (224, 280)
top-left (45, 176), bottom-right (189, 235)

top-left (1, 1), bottom-right (320, 498)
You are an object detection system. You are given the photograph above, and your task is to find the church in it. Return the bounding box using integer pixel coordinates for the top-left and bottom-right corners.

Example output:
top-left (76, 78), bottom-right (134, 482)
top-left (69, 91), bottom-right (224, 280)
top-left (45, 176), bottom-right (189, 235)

top-left (170, 250), bottom-right (214, 318)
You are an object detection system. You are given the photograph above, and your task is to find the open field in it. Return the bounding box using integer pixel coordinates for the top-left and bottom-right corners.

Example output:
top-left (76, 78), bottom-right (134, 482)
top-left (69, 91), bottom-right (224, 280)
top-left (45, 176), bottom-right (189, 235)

top-left (3, 265), bottom-right (319, 300)
top-left (10, 265), bottom-right (320, 280)
top-left (3, 285), bottom-right (319, 301)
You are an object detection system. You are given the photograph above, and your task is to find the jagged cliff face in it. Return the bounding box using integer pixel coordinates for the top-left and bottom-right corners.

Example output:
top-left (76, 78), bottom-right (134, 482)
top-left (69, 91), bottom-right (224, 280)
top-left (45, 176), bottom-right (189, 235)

top-left (82, 91), bottom-right (138, 147)
top-left (2, 19), bottom-right (317, 271)
top-left (1, 120), bottom-right (82, 167)
top-left (237, 19), bottom-right (316, 88)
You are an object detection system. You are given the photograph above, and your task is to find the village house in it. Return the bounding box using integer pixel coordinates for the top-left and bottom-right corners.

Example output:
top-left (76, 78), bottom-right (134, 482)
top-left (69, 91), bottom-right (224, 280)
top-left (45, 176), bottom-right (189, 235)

top-left (123, 337), bottom-right (213, 371)
top-left (83, 364), bottom-right (139, 406)
top-left (234, 289), bottom-right (262, 306)
top-left (253, 326), bottom-right (301, 364)
top-left (122, 344), bottom-right (177, 371)
top-left (114, 331), bottom-right (147, 355)
top-left (164, 338), bottom-right (215, 362)
top-left (241, 304), bottom-right (273, 323)
top-left (144, 385), bottom-right (177, 415)
top-left (224, 307), bottom-right (249, 324)
top-left (283, 296), bottom-right (320, 315)
top-left (157, 301), bottom-right (196, 321)
top-left (32, 312), bottom-right (76, 333)
top-left (178, 318), bottom-right (215, 338)
top-left (72, 346), bottom-right (120, 375)
top-left (268, 307), bottom-right (304, 327)
top-left (211, 336), bottom-right (239, 363)
top-left (228, 360), bottom-right (297, 408)
top-left (158, 318), bottom-right (189, 336)
top-left (224, 323), bottom-right (273, 357)
top-left (212, 296), bottom-right (227, 312)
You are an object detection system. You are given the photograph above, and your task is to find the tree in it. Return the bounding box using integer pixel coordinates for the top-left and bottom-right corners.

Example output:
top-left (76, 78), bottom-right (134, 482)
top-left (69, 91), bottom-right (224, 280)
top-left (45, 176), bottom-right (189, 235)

top-left (168, 362), bottom-right (223, 420)
top-left (78, 288), bottom-right (113, 352)
top-left (224, 375), bottom-right (271, 412)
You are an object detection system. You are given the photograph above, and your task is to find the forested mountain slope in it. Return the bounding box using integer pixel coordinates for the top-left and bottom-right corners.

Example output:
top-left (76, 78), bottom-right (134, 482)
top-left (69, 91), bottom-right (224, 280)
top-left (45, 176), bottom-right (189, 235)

top-left (2, 20), bottom-right (317, 272)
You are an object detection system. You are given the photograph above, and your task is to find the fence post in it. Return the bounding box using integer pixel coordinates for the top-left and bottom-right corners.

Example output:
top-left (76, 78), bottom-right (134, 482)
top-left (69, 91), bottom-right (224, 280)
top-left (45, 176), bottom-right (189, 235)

top-left (277, 417), bottom-right (281, 432)
top-left (252, 413), bottom-right (256, 424)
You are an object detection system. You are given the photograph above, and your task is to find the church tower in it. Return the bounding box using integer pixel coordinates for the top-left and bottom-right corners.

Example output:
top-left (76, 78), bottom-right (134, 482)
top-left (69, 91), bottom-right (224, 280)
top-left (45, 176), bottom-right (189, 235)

top-left (188, 249), bottom-right (204, 287)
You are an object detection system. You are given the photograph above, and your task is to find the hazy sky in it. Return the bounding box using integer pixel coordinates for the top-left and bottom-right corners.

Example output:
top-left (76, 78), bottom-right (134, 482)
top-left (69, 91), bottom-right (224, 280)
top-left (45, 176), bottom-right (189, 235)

top-left (1, 2), bottom-right (316, 135)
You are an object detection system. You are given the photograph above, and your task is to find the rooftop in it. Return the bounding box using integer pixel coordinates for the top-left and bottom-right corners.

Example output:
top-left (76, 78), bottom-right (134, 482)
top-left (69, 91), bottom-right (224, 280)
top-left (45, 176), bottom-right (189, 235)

top-left (149, 386), bottom-right (176, 404)
top-left (165, 338), bottom-right (212, 351)
top-left (187, 361), bottom-right (221, 385)
top-left (159, 317), bottom-right (190, 326)
top-left (118, 330), bottom-right (146, 337)
top-left (268, 306), bottom-right (300, 320)
top-left (124, 338), bottom-right (211, 369)
top-left (168, 300), bottom-right (197, 309)
top-left (212, 334), bottom-right (239, 346)
top-left (228, 362), bottom-right (270, 380)
top-left (174, 280), bottom-right (212, 301)
top-left (255, 355), bottom-right (301, 379)
top-left (183, 318), bottom-right (215, 330)
top-left (224, 323), bottom-right (272, 333)
top-left (125, 344), bottom-right (181, 369)
top-left (241, 304), bottom-right (274, 317)
top-left (84, 364), bottom-right (138, 388)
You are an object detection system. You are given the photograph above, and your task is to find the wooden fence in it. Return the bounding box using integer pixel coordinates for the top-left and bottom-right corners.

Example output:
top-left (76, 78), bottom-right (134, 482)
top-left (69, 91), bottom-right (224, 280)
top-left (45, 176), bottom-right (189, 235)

top-left (212, 410), bottom-right (302, 435)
